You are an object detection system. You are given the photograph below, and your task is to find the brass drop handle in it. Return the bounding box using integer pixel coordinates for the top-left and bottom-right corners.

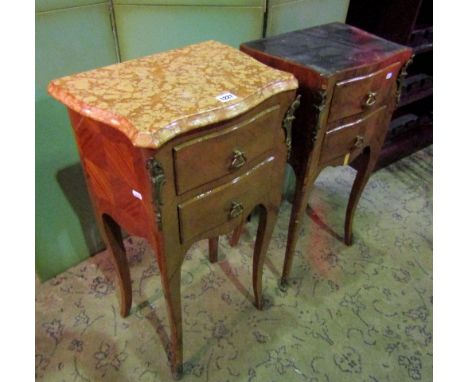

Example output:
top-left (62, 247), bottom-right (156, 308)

top-left (230, 149), bottom-right (247, 170)
top-left (228, 201), bottom-right (244, 219)
top-left (363, 91), bottom-right (377, 108)
top-left (353, 135), bottom-right (365, 149)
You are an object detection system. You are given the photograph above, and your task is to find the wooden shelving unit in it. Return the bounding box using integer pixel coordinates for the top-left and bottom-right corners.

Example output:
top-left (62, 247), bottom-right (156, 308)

top-left (346, 0), bottom-right (433, 170)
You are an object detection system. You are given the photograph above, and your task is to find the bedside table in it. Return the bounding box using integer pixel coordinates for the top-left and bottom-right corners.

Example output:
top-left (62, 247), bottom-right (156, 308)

top-left (240, 23), bottom-right (412, 286)
top-left (48, 41), bottom-right (298, 378)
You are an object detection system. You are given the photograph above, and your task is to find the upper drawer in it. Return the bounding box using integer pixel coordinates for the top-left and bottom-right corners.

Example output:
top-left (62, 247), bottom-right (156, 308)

top-left (320, 106), bottom-right (388, 164)
top-left (328, 62), bottom-right (401, 123)
top-left (178, 155), bottom-right (278, 243)
top-left (173, 105), bottom-right (281, 195)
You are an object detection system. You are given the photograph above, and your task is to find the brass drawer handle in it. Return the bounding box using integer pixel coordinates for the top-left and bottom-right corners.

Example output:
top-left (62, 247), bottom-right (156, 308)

top-left (228, 201), bottom-right (244, 219)
top-left (230, 150), bottom-right (247, 170)
top-left (353, 135), bottom-right (365, 149)
top-left (363, 91), bottom-right (377, 108)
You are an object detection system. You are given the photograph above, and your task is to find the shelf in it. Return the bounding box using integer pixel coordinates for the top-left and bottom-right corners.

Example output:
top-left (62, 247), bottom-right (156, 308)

top-left (385, 111), bottom-right (432, 144)
top-left (408, 26), bottom-right (433, 54)
top-left (351, 111), bottom-right (433, 172)
top-left (413, 43), bottom-right (433, 55)
top-left (398, 73), bottom-right (433, 107)
top-left (375, 123), bottom-right (432, 171)
top-left (399, 87), bottom-right (433, 107)
top-left (379, 110), bottom-right (433, 170)
top-left (387, 114), bottom-right (418, 140)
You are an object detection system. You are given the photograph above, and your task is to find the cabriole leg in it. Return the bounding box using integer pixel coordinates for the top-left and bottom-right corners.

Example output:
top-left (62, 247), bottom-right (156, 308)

top-left (281, 167), bottom-right (320, 289)
top-left (252, 206), bottom-right (279, 309)
top-left (101, 214), bottom-right (132, 317)
top-left (208, 237), bottom-right (219, 263)
top-left (344, 147), bottom-right (379, 246)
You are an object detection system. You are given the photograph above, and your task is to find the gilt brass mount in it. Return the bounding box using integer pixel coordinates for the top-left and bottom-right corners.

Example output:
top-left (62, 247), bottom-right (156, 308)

top-left (146, 158), bottom-right (166, 230)
top-left (230, 150), bottom-right (247, 170)
top-left (311, 90), bottom-right (328, 143)
top-left (353, 135), bottom-right (365, 149)
top-left (396, 54), bottom-right (414, 106)
top-left (228, 201), bottom-right (244, 219)
top-left (363, 91), bottom-right (377, 108)
top-left (282, 95), bottom-right (301, 158)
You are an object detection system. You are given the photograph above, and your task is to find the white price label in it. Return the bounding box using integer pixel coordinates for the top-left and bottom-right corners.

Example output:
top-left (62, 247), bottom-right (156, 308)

top-left (132, 189), bottom-right (143, 200)
top-left (216, 92), bottom-right (237, 102)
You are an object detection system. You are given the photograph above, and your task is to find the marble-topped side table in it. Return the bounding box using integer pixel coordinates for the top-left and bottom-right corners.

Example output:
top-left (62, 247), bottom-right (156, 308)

top-left (240, 23), bottom-right (412, 287)
top-left (48, 41), bottom-right (298, 378)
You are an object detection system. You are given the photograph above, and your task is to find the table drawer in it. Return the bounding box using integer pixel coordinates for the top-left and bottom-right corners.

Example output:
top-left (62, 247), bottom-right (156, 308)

top-left (320, 106), bottom-right (387, 163)
top-left (178, 155), bottom-right (277, 243)
top-left (173, 105), bottom-right (281, 195)
top-left (328, 62), bottom-right (400, 123)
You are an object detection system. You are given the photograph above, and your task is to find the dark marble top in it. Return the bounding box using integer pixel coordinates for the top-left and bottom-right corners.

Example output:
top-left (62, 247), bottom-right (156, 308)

top-left (241, 22), bottom-right (410, 76)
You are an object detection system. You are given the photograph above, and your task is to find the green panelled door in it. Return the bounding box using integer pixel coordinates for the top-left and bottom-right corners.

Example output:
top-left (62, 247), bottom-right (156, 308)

top-left (113, 0), bottom-right (264, 60)
top-left (36, 1), bottom-right (118, 280)
top-left (267, 0), bottom-right (350, 36)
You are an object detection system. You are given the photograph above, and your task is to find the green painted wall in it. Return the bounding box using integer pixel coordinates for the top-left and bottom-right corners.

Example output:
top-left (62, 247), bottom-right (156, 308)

top-left (36, 0), bottom-right (350, 280)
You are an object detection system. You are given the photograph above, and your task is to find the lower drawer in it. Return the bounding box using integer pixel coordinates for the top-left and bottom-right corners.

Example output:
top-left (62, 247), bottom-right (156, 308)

top-left (320, 106), bottom-right (388, 164)
top-left (177, 155), bottom-right (278, 243)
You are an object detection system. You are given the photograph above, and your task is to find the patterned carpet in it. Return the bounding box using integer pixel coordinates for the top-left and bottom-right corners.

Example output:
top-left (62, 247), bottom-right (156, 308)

top-left (36, 147), bottom-right (433, 381)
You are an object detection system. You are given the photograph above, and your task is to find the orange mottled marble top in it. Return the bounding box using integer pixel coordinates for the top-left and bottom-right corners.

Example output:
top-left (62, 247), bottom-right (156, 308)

top-left (48, 40), bottom-right (298, 149)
